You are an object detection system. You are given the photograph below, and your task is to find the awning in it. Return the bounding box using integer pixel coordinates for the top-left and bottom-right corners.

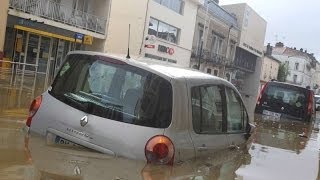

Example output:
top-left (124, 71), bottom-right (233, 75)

top-left (14, 25), bottom-right (83, 43)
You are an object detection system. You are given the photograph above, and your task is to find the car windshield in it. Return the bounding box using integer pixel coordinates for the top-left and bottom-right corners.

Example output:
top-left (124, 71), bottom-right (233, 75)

top-left (49, 54), bottom-right (173, 128)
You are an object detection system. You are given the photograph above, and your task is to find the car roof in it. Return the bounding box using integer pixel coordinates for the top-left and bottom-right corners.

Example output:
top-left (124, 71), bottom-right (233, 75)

top-left (68, 51), bottom-right (224, 81)
top-left (268, 81), bottom-right (310, 91)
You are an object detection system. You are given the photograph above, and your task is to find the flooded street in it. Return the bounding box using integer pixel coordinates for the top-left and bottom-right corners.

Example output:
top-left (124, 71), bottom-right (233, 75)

top-left (1, 75), bottom-right (320, 180)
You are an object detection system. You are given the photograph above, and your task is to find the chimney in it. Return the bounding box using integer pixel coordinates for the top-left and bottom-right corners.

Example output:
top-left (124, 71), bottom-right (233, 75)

top-left (266, 43), bottom-right (273, 56)
top-left (275, 42), bottom-right (284, 47)
top-left (300, 48), bottom-right (303, 52)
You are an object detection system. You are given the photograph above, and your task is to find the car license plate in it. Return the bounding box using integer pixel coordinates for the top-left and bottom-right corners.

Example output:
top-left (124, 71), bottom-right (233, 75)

top-left (263, 110), bottom-right (281, 118)
top-left (54, 136), bottom-right (81, 146)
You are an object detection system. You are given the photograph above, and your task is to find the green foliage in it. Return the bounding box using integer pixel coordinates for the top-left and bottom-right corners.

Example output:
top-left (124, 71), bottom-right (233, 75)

top-left (277, 63), bottom-right (289, 82)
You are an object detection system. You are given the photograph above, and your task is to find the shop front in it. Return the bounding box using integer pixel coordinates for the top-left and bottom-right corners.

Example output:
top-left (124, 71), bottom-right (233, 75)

top-left (3, 16), bottom-right (92, 97)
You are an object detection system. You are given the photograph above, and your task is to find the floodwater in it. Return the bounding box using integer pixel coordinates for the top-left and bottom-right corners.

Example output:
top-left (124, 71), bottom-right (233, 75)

top-left (1, 73), bottom-right (320, 180)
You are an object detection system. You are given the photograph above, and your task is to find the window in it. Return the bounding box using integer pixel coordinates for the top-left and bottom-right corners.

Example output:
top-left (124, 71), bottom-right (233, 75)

top-left (148, 18), bottom-right (158, 36)
top-left (191, 86), bottom-right (224, 134)
top-left (211, 35), bottom-right (224, 55)
top-left (207, 68), bottom-right (212, 74)
top-left (225, 88), bottom-right (247, 133)
top-left (228, 43), bottom-right (235, 60)
top-left (295, 63), bottom-right (299, 70)
top-left (197, 28), bottom-right (204, 55)
top-left (154, 0), bottom-right (184, 14)
top-left (293, 74), bottom-right (298, 83)
top-left (213, 69), bottom-right (219, 76)
top-left (50, 54), bottom-right (173, 128)
top-left (148, 18), bottom-right (180, 44)
top-left (226, 73), bottom-right (231, 81)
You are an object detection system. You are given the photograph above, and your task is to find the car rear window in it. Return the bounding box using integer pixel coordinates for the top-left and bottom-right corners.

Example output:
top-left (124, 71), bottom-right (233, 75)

top-left (49, 54), bottom-right (172, 128)
top-left (262, 83), bottom-right (309, 117)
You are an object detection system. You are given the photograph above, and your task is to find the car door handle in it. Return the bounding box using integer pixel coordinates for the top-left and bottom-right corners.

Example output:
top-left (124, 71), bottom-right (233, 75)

top-left (197, 146), bottom-right (208, 152)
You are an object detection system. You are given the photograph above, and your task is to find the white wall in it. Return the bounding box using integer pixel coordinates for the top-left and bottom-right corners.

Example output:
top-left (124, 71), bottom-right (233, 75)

top-left (273, 54), bottom-right (313, 87)
top-left (141, 0), bottom-right (198, 67)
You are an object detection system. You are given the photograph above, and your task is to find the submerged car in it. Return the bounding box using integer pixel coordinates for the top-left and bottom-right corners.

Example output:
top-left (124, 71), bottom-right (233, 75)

top-left (255, 81), bottom-right (315, 122)
top-left (26, 51), bottom-right (254, 165)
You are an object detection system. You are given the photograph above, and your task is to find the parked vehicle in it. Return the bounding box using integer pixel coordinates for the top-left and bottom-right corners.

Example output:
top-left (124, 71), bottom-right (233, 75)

top-left (26, 51), bottom-right (254, 165)
top-left (255, 81), bottom-right (315, 122)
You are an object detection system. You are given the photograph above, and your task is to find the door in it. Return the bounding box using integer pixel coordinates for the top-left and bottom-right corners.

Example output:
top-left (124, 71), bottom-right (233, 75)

top-left (225, 87), bottom-right (248, 148)
top-left (189, 84), bottom-right (229, 158)
top-left (35, 36), bottom-right (51, 96)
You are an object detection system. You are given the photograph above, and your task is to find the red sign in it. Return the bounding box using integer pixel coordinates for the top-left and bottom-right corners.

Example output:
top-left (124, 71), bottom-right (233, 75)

top-left (145, 44), bottom-right (155, 49)
top-left (168, 48), bottom-right (174, 55)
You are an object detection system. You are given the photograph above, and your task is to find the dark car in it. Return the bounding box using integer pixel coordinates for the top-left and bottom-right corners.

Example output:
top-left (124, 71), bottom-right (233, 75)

top-left (255, 81), bottom-right (315, 122)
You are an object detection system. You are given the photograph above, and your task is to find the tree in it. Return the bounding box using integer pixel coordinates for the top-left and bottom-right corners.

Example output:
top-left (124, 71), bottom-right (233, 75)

top-left (277, 63), bottom-right (289, 82)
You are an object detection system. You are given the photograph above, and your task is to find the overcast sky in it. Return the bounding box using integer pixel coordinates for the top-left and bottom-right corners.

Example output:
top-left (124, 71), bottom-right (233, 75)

top-left (220, 0), bottom-right (320, 59)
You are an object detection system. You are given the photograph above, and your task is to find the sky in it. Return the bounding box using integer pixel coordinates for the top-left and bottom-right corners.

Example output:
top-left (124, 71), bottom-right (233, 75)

top-left (219, 0), bottom-right (320, 59)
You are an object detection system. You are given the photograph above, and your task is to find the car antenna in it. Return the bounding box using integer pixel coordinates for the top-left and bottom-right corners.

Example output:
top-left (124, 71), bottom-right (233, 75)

top-left (126, 24), bottom-right (131, 59)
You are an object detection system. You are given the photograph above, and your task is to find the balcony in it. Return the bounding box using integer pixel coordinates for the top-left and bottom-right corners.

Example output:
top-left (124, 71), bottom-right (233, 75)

top-left (9, 0), bottom-right (107, 34)
top-left (225, 59), bottom-right (255, 73)
top-left (203, 0), bottom-right (238, 28)
top-left (191, 48), bottom-right (226, 66)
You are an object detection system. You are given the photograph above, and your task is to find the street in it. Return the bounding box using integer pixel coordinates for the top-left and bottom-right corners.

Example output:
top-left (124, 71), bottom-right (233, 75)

top-left (0, 73), bottom-right (320, 180)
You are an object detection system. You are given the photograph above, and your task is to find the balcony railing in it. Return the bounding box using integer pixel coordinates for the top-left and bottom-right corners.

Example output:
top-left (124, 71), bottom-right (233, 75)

top-left (9, 0), bottom-right (107, 34)
top-left (225, 59), bottom-right (255, 73)
top-left (191, 48), bottom-right (226, 66)
top-left (203, 0), bottom-right (238, 28)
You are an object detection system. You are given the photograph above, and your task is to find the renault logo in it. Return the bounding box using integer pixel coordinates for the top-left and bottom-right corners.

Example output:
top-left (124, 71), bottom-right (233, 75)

top-left (80, 116), bottom-right (88, 127)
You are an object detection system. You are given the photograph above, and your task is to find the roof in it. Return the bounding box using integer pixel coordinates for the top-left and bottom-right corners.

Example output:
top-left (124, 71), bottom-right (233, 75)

top-left (67, 51), bottom-right (224, 81)
top-left (268, 81), bottom-right (310, 90)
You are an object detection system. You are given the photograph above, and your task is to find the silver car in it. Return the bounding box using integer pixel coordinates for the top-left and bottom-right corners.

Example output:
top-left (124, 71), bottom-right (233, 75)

top-left (27, 51), bottom-right (254, 165)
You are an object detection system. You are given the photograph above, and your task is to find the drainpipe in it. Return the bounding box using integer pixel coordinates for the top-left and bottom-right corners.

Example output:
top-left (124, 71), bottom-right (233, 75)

top-left (139, 0), bottom-right (151, 55)
top-left (223, 24), bottom-right (233, 78)
top-left (197, 0), bottom-right (211, 70)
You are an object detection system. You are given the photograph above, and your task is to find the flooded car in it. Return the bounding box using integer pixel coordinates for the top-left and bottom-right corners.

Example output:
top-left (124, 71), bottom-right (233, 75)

top-left (26, 133), bottom-right (251, 180)
top-left (26, 51), bottom-right (254, 165)
top-left (255, 81), bottom-right (316, 122)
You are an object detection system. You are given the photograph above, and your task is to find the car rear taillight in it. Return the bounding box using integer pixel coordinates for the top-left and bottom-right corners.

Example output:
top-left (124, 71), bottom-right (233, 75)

top-left (307, 91), bottom-right (314, 115)
top-left (26, 95), bottom-right (42, 127)
top-left (145, 135), bottom-right (175, 165)
top-left (257, 83), bottom-right (268, 105)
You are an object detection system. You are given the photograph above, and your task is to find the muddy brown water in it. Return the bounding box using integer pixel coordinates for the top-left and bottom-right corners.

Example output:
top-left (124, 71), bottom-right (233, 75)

top-left (1, 75), bottom-right (320, 180)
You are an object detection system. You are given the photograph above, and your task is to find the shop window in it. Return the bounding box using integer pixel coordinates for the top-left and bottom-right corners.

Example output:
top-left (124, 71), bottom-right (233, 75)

top-left (148, 17), bottom-right (180, 44)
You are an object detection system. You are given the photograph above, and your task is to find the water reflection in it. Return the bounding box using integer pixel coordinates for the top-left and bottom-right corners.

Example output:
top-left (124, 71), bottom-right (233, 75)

top-left (25, 133), bottom-right (251, 180)
top-left (236, 114), bottom-right (319, 180)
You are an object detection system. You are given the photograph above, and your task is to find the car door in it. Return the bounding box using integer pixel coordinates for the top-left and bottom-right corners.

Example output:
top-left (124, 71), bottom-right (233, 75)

top-left (225, 87), bottom-right (248, 148)
top-left (188, 84), bottom-right (229, 158)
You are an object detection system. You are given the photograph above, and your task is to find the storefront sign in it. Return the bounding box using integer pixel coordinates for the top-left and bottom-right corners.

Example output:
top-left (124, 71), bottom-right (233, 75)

top-left (243, 43), bottom-right (262, 56)
top-left (158, 45), bottom-right (174, 55)
top-left (145, 44), bottom-right (155, 48)
top-left (74, 33), bottom-right (84, 41)
top-left (83, 35), bottom-right (93, 45)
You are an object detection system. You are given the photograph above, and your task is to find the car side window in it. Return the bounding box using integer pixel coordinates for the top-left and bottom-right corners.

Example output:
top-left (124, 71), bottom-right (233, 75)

top-left (225, 87), bottom-right (246, 133)
top-left (191, 85), bottom-right (224, 134)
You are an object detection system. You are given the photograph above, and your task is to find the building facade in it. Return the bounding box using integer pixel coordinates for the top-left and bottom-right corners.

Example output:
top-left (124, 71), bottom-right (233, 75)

top-left (0, 0), bottom-right (200, 97)
top-left (102, 0), bottom-right (199, 67)
top-left (2, 0), bottom-right (110, 97)
top-left (272, 42), bottom-right (317, 89)
top-left (222, 3), bottom-right (267, 118)
top-left (190, 0), bottom-right (240, 80)
top-left (260, 44), bottom-right (281, 89)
